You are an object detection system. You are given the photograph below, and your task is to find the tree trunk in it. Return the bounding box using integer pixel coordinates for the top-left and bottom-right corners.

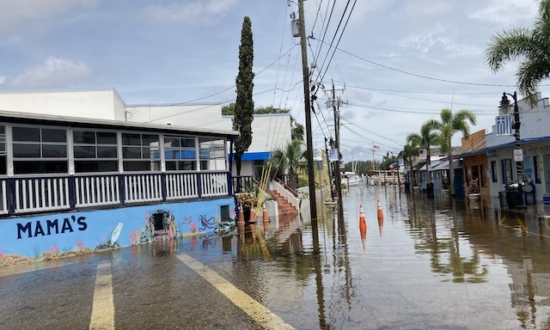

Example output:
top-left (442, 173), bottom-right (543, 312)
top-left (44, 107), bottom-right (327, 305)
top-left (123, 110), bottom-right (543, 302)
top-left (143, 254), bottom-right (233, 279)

top-left (236, 157), bottom-right (242, 193)
top-left (409, 157), bottom-right (414, 194)
top-left (448, 151), bottom-right (454, 196)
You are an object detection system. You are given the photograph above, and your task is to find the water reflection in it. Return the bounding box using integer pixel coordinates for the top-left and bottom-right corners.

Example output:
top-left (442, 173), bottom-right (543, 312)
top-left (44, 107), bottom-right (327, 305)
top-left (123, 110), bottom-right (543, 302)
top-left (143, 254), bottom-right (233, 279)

top-left (210, 186), bottom-right (550, 329)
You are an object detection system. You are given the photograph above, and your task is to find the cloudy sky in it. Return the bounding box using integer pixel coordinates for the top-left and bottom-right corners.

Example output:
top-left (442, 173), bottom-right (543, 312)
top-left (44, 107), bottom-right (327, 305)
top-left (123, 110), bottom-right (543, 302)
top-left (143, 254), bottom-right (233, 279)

top-left (0, 0), bottom-right (547, 162)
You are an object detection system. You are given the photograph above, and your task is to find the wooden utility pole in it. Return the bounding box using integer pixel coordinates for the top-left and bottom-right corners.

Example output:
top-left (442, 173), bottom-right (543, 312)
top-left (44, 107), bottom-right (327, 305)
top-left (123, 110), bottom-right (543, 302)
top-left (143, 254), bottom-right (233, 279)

top-left (297, 0), bottom-right (317, 221)
top-left (331, 81), bottom-right (344, 213)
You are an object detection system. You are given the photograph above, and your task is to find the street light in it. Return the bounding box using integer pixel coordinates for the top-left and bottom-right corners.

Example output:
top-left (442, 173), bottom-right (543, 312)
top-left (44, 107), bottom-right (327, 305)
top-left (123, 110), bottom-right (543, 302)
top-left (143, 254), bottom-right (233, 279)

top-left (500, 91), bottom-right (526, 209)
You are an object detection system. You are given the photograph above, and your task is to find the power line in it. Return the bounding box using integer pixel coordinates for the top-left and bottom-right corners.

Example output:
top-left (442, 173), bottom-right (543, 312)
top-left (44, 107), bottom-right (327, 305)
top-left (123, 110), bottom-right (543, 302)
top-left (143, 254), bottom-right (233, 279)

top-left (314, 39), bottom-right (547, 88)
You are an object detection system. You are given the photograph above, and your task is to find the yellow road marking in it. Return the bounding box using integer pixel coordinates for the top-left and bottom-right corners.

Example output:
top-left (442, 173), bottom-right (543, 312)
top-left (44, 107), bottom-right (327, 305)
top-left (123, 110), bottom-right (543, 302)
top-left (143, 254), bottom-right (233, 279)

top-left (498, 215), bottom-right (507, 225)
top-left (89, 260), bottom-right (114, 330)
top-left (498, 216), bottom-right (550, 238)
top-left (516, 216), bottom-right (527, 233)
top-left (176, 253), bottom-right (295, 330)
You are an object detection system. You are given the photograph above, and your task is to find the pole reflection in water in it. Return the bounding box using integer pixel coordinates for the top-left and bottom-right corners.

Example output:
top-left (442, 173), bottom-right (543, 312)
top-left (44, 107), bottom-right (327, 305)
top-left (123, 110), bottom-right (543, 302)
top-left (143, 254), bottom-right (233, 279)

top-left (224, 187), bottom-right (550, 328)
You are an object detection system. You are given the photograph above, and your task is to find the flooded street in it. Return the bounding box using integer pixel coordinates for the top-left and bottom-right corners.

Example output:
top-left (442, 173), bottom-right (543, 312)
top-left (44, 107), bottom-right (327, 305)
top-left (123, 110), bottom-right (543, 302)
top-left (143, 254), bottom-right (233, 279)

top-left (2, 186), bottom-right (550, 329)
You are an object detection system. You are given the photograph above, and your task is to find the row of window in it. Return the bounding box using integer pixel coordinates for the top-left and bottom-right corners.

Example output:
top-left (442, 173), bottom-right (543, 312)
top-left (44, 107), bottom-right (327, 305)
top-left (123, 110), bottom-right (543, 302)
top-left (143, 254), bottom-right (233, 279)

top-left (489, 156), bottom-right (543, 184)
top-left (0, 125), bottom-right (227, 175)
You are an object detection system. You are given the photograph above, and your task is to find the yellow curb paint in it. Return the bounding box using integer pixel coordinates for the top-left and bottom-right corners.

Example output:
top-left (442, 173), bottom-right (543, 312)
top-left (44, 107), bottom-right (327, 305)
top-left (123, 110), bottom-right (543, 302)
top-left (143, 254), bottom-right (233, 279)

top-left (176, 253), bottom-right (295, 330)
top-left (89, 260), bottom-right (114, 330)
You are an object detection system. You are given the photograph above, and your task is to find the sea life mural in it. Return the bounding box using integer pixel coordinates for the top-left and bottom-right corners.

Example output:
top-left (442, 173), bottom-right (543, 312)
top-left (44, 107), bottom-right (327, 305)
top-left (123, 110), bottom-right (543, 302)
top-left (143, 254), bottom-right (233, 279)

top-left (96, 223), bottom-right (123, 250)
top-left (143, 210), bottom-right (178, 242)
top-left (0, 197), bottom-right (234, 266)
top-left (199, 214), bottom-right (217, 231)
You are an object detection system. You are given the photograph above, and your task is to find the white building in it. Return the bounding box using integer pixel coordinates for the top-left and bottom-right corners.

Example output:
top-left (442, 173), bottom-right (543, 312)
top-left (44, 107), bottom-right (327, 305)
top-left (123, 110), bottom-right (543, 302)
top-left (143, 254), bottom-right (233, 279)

top-left (482, 93), bottom-right (550, 204)
top-left (0, 89), bottom-right (292, 179)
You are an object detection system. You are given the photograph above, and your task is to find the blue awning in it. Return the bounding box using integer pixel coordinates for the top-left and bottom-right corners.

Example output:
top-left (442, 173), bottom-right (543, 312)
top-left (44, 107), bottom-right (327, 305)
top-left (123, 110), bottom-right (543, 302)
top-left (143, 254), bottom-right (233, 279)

top-left (231, 151), bottom-right (271, 161)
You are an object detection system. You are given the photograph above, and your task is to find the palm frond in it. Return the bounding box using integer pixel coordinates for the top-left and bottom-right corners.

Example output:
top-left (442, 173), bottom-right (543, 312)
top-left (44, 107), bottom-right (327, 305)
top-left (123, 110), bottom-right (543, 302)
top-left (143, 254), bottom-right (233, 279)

top-left (486, 28), bottom-right (537, 72)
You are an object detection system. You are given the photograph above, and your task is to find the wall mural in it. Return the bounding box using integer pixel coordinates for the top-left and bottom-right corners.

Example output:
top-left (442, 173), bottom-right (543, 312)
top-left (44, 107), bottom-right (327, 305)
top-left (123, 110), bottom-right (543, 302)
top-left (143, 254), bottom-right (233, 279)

top-left (0, 197), bottom-right (234, 267)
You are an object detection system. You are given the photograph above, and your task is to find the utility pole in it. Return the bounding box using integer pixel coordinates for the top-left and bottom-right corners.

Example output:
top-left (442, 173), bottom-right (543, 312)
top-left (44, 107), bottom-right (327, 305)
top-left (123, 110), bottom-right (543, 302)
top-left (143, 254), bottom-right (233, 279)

top-left (331, 80), bottom-right (344, 213)
top-left (297, 0), bottom-right (317, 221)
top-left (324, 138), bottom-right (335, 200)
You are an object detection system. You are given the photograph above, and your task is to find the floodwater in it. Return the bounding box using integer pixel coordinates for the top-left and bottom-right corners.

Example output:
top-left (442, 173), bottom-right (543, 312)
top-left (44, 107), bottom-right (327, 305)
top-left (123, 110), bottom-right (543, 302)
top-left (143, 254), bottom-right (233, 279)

top-left (2, 185), bottom-right (550, 329)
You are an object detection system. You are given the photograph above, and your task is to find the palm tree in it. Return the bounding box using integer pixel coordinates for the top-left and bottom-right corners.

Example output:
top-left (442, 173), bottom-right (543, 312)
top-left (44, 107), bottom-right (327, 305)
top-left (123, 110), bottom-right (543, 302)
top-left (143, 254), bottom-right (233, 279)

top-left (406, 122), bottom-right (439, 189)
top-left (428, 108), bottom-right (477, 195)
top-left (269, 139), bottom-right (307, 190)
top-left (486, 0), bottom-right (550, 102)
top-left (399, 142), bottom-right (420, 192)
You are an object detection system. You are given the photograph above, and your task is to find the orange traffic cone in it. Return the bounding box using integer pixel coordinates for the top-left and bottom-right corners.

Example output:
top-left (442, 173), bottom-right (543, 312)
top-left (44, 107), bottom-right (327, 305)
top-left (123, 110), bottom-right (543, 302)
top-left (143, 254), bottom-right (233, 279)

top-left (249, 202), bottom-right (256, 223)
top-left (377, 199), bottom-right (384, 225)
top-left (359, 204), bottom-right (367, 240)
top-left (237, 206), bottom-right (245, 225)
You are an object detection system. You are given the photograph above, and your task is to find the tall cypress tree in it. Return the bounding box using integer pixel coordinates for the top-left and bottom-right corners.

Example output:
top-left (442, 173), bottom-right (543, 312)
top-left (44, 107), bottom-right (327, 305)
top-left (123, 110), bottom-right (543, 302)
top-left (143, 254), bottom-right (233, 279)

top-left (233, 16), bottom-right (254, 182)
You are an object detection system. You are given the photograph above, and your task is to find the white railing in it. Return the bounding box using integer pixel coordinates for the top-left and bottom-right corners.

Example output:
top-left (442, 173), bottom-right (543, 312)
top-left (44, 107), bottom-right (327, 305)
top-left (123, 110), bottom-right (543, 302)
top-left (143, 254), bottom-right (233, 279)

top-left (0, 171), bottom-right (230, 216)
top-left (0, 180), bottom-right (7, 215)
top-left (201, 172), bottom-right (228, 197)
top-left (124, 174), bottom-right (163, 204)
top-left (14, 177), bottom-right (70, 214)
top-left (75, 175), bottom-right (120, 208)
top-left (166, 173), bottom-right (198, 200)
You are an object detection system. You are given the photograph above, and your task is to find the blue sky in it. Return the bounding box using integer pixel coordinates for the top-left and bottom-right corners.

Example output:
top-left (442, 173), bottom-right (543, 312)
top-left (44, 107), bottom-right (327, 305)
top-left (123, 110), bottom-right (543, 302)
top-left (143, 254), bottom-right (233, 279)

top-left (0, 0), bottom-right (547, 162)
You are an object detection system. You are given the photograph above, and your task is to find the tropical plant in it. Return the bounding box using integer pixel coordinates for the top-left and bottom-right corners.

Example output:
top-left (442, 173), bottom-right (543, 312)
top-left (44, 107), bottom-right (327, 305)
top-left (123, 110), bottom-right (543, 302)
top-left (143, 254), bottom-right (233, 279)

top-left (398, 141), bottom-right (420, 190)
top-left (233, 16), bottom-right (255, 182)
top-left (427, 108), bottom-right (477, 195)
top-left (406, 122), bottom-right (439, 186)
top-left (269, 139), bottom-right (307, 190)
top-left (486, 0), bottom-right (550, 103)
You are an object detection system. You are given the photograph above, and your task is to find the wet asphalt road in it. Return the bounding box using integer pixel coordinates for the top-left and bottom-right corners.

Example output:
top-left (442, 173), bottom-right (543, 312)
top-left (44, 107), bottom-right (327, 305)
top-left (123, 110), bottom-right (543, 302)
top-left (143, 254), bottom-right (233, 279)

top-left (1, 186), bottom-right (550, 330)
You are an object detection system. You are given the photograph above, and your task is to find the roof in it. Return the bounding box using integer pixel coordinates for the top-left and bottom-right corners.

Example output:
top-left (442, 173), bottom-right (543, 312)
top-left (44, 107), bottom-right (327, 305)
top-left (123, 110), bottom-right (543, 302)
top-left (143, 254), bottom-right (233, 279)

top-left (460, 134), bottom-right (550, 158)
top-left (0, 110), bottom-right (239, 138)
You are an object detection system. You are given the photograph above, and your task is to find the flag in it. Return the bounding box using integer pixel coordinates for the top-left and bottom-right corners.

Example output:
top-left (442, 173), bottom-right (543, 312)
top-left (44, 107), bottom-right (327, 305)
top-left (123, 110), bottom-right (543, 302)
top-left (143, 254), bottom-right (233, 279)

top-left (373, 145), bottom-right (380, 150)
top-left (495, 115), bottom-right (513, 136)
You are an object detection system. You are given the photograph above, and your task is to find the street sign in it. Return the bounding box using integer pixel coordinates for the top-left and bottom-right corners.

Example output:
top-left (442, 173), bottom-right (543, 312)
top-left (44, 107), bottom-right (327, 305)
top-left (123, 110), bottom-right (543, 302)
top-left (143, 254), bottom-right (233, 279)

top-left (328, 149), bottom-right (339, 161)
top-left (514, 149), bottom-right (523, 162)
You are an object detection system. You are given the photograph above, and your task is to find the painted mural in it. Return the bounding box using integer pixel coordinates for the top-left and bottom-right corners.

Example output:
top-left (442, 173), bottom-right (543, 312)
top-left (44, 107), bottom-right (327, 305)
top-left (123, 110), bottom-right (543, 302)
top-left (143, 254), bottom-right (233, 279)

top-left (0, 197), bottom-right (234, 267)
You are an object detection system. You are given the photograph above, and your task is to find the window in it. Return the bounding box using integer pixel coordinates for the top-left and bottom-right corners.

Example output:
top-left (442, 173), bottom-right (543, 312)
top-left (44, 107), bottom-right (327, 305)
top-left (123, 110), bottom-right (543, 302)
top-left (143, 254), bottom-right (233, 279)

top-left (491, 161), bottom-right (497, 183)
top-left (534, 155), bottom-right (542, 184)
top-left (198, 137), bottom-right (226, 170)
top-left (0, 126), bottom-right (5, 175)
top-left (73, 130), bottom-right (118, 173)
top-left (122, 133), bottom-right (159, 171)
top-left (164, 136), bottom-right (197, 171)
top-left (12, 126), bottom-right (67, 174)
top-left (501, 158), bottom-right (512, 184)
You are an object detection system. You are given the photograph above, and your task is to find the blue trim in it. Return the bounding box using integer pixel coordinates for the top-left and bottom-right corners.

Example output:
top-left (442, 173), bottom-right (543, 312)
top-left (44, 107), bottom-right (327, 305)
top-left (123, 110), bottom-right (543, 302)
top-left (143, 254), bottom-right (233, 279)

top-left (459, 135), bottom-right (550, 158)
top-left (230, 151), bottom-right (271, 161)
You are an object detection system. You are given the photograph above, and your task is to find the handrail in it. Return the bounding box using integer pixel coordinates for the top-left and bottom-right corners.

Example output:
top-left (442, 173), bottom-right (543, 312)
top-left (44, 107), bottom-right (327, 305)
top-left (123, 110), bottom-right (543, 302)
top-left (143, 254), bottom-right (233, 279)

top-left (274, 177), bottom-right (298, 197)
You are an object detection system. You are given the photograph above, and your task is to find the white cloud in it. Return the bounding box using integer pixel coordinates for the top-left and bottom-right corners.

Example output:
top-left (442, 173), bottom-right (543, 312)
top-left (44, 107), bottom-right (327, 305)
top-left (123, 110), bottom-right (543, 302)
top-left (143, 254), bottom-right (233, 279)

top-left (396, 1), bottom-right (456, 19)
top-left (1, 57), bottom-right (91, 89)
top-left (470, 0), bottom-right (538, 26)
top-left (137, 0), bottom-right (239, 26)
top-left (398, 25), bottom-right (482, 58)
top-left (0, 0), bottom-right (99, 36)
